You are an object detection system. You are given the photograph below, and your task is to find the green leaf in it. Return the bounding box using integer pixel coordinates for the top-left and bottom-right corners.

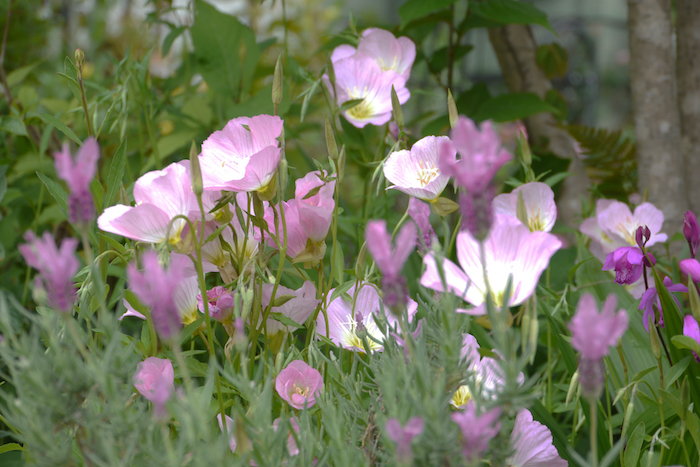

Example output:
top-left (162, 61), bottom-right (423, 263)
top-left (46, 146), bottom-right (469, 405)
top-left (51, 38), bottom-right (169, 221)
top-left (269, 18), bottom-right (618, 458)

top-left (664, 355), bottom-right (692, 389)
top-left (62, 57), bottom-right (82, 102)
top-left (162, 26), bottom-right (186, 56)
top-left (104, 139), bottom-right (127, 209)
top-left (428, 45), bottom-right (473, 73)
top-left (38, 112), bottom-right (82, 146)
top-left (472, 92), bottom-right (559, 122)
top-left (6, 60), bottom-right (42, 88)
top-left (338, 98), bottom-right (365, 113)
top-left (469, 0), bottom-right (555, 33)
top-left (456, 82), bottom-right (492, 118)
top-left (0, 165), bottom-right (7, 204)
top-left (624, 423), bottom-right (644, 467)
top-left (0, 116), bottom-right (28, 136)
top-left (543, 171), bottom-right (571, 187)
top-left (399, 0), bottom-right (459, 27)
top-left (269, 312), bottom-right (303, 328)
top-left (0, 444), bottom-right (23, 455)
top-left (536, 43), bottom-right (569, 79)
top-left (671, 335), bottom-right (700, 355)
top-left (191, 0), bottom-right (260, 99)
top-left (36, 171), bottom-right (69, 218)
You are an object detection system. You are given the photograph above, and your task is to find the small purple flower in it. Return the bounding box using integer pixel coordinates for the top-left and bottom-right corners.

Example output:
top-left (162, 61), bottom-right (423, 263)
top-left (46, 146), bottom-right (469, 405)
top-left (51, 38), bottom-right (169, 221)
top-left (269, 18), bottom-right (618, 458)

top-left (18, 231), bottom-right (79, 313)
top-left (198, 286), bottom-right (235, 322)
top-left (365, 220), bottom-right (416, 313)
top-left (127, 251), bottom-right (185, 341)
top-left (275, 360), bottom-right (323, 410)
top-left (569, 294), bottom-right (628, 361)
top-left (386, 417), bottom-right (424, 462)
top-left (133, 357), bottom-right (175, 418)
top-left (451, 401), bottom-right (501, 462)
top-left (683, 315), bottom-right (700, 362)
top-left (602, 246), bottom-right (655, 285)
top-left (684, 211), bottom-right (700, 258)
top-left (408, 198), bottom-right (435, 254)
top-left (639, 277), bottom-right (687, 332)
top-left (54, 138), bottom-right (99, 225)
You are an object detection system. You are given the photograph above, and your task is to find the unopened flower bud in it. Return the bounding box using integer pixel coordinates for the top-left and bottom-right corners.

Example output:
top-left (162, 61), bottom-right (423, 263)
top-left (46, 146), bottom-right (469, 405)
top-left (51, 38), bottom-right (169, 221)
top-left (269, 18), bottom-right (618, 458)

top-left (684, 211), bottom-right (700, 258)
top-left (447, 89), bottom-right (458, 129)
top-left (75, 48), bottom-right (85, 67)
top-left (189, 141), bottom-right (203, 197)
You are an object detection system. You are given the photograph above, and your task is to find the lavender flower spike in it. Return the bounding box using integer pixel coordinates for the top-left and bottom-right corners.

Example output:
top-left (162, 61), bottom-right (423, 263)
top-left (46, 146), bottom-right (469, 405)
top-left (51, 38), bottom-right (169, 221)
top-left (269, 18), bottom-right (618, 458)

top-left (19, 231), bottom-right (79, 313)
top-left (127, 251), bottom-right (185, 341)
top-left (386, 417), bottom-right (424, 462)
top-left (54, 137), bottom-right (99, 225)
top-left (451, 401), bottom-right (501, 463)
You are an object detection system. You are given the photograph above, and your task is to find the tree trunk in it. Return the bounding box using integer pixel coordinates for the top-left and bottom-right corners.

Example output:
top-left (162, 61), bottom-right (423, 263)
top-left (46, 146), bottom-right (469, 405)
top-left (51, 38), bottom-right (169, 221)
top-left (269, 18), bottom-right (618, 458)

top-left (488, 24), bottom-right (590, 230)
top-left (627, 0), bottom-right (687, 236)
top-left (677, 0), bottom-right (700, 215)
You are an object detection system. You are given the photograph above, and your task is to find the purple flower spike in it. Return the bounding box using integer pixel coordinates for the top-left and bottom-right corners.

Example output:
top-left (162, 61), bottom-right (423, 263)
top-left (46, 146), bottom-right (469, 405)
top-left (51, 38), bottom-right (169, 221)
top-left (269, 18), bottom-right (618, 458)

top-left (386, 417), bottom-right (424, 462)
top-left (408, 198), bottom-right (435, 254)
top-left (684, 211), bottom-right (700, 258)
top-left (569, 294), bottom-right (628, 361)
top-left (275, 360), bottom-right (323, 410)
top-left (127, 251), bottom-right (185, 341)
top-left (683, 315), bottom-right (700, 362)
top-left (19, 231), bottom-right (79, 313)
top-left (451, 401), bottom-right (501, 463)
top-left (639, 277), bottom-right (687, 332)
top-left (54, 138), bottom-right (99, 225)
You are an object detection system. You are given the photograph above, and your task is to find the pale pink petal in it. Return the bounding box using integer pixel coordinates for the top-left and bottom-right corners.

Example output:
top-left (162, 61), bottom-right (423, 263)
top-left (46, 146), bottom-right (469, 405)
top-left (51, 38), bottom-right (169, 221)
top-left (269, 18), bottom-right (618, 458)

top-left (133, 162), bottom-right (192, 220)
top-left (384, 136), bottom-right (450, 201)
top-left (508, 409), bottom-right (567, 467)
top-left (331, 44), bottom-right (357, 63)
top-left (492, 182), bottom-right (557, 232)
top-left (98, 204), bottom-right (175, 243)
top-left (366, 220), bottom-right (396, 277)
top-left (358, 28), bottom-right (416, 80)
top-left (633, 202), bottom-right (667, 246)
top-left (420, 254), bottom-right (476, 302)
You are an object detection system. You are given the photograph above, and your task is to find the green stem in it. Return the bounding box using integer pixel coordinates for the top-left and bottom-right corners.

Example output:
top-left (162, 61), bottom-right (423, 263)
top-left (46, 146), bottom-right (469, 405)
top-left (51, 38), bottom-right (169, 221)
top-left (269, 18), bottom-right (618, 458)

top-left (589, 399), bottom-right (598, 467)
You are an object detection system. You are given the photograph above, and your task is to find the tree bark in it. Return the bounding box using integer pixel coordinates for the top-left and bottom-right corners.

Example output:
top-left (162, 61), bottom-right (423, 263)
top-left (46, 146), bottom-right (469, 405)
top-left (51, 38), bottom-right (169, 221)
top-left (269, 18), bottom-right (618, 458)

top-left (677, 0), bottom-right (700, 215)
top-left (628, 0), bottom-right (687, 236)
top-left (488, 24), bottom-right (590, 229)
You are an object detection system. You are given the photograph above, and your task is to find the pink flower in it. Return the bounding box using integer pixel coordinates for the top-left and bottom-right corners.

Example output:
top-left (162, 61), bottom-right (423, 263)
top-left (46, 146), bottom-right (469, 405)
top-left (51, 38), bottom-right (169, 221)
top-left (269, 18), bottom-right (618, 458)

top-left (127, 251), bottom-right (185, 340)
top-left (439, 117), bottom-right (512, 194)
top-left (385, 417), bottom-right (423, 462)
top-left (272, 417), bottom-right (301, 457)
top-left (327, 54), bottom-right (409, 128)
top-left (451, 401), bottom-right (501, 462)
top-left (569, 294), bottom-right (628, 361)
top-left (356, 28), bottom-right (416, 80)
top-left (492, 182), bottom-right (557, 232)
top-left (98, 162), bottom-right (195, 244)
top-left (216, 413), bottom-right (238, 453)
top-left (421, 214), bottom-right (561, 315)
top-left (294, 171), bottom-right (336, 244)
top-left (408, 198), bottom-right (435, 253)
top-left (507, 409), bottom-right (567, 467)
top-left (198, 286), bottom-right (235, 322)
top-left (681, 258), bottom-right (700, 283)
top-left (383, 136), bottom-right (451, 201)
top-left (580, 199), bottom-right (667, 261)
top-left (639, 277), bottom-right (687, 332)
top-left (199, 115), bottom-right (283, 193)
top-left (317, 283), bottom-right (418, 353)
top-left (684, 211), bottom-right (699, 258)
top-left (54, 137), bottom-right (99, 224)
top-left (260, 281), bottom-right (320, 335)
top-left (275, 360), bottom-right (323, 410)
top-left (683, 315), bottom-right (700, 362)
top-left (133, 357), bottom-right (175, 417)
top-left (19, 231), bottom-right (79, 313)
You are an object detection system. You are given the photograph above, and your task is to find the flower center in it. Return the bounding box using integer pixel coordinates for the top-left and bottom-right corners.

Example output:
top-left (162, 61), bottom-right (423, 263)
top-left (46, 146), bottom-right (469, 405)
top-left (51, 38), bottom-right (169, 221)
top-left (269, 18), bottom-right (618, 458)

top-left (293, 384), bottom-right (309, 397)
top-left (416, 161), bottom-right (439, 187)
top-left (346, 98), bottom-right (372, 121)
top-left (343, 316), bottom-right (383, 352)
top-left (451, 385), bottom-right (473, 408)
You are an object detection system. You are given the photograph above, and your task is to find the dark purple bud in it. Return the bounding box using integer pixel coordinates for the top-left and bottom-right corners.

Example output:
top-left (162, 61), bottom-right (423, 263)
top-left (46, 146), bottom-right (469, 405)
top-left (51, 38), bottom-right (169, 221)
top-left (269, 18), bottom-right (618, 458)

top-left (635, 225), bottom-right (651, 250)
top-left (643, 252), bottom-right (656, 268)
top-left (684, 211), bottom-right (700, 258)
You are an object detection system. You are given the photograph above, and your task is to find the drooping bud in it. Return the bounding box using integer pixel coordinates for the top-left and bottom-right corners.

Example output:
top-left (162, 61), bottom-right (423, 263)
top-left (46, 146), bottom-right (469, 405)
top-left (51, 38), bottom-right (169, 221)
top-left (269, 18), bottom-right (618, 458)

top-left (684, 211), bottom-right (700, 258)
top-left (447, 89), bottom-right (458, 129)
top-left (324, 116), bottom-right (339, 161)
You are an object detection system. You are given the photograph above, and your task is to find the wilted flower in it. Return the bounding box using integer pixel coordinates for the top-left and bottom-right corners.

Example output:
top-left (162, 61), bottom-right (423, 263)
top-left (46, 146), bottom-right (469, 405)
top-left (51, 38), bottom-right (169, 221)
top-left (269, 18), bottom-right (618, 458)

top-left (199, 115), bottom-right (283, 195)
top-left (133, 357), bottom-right (175, 417)
top-left (198, 286), bottom-right (235, 322)
top-left (275, 360), bottom-right (323, 410)
top-left (421, 214), bottom-right (561, 315)
top-left (451, 401), bottom-right (501, 463)
top-left (492, 182), bottom-right (557, 232)
top-left (18, 231), bottom-right (79, 313)
top-left (127, 251), bottom-right (185, 340)
top-left (99, 162), bottom-right (195, 244)
top-left (507, 409), bottom-right (567, 467)
top-left (602, 246), bottom-right (655, 285)
top-left (639, 277), bottom-right (687, 332)
top-left (317, 283), bottom-right (418, 353)
top-left (260, 281), bottom-right (320, 336)
top-left (54, 137), bottom-right (99, 224)
top-left (383, 136), bottom-right (451, 201)
top-left (385, 417), bottom-right (424, 462)
top-left (683, 315), bottom-right (700, 362)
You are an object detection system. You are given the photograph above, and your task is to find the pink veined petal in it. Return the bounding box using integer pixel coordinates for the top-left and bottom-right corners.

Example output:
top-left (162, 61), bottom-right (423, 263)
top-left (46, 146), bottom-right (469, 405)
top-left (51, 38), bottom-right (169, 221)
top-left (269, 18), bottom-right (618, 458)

top-left (383, 136), bottom-right (450, 200)
top-left (98, 204), bottom-right (175, 243)
top-left (684, 315), bottom-right (700, 345)
top-left (421, 253), bottom-right (477, 303)
top-left (317, 288), bottom-right (353, 346)
top-left (633, 202), bottom-right (666, 246)
top-left (297, 198), bottom-right (333, 243)
top-left (224, 145), bottom-right (281, 192)
top-left (508, 409), bottom-right (567, 467)
top-left (133, 162), bottom-right (192, 220)
top-left (493, 182), bottom-right (557, 232)
top-left (357, 28), bottom-right (416, 80)
top-left (460, 334), bottom-right (481, 370)
top-left (247, 114), bottom-right (284, 153)
top-left (120, 299), bottom-right (147, 320)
